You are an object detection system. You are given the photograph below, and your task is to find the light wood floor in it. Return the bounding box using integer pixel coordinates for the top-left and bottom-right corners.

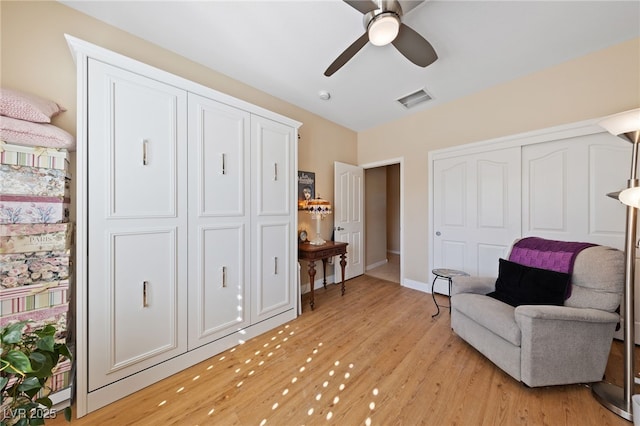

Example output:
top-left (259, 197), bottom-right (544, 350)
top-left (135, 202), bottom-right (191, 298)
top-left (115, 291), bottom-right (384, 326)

top-left (51, 275), bottom-right (636, 425)
top-left (365, 253), bottom-right (400, 284)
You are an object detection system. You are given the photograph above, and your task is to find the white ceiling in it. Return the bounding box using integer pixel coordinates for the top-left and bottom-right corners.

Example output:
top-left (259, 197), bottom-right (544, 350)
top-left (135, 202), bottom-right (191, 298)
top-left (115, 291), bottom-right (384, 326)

top-left (60, 0), bottom-right (640, 132)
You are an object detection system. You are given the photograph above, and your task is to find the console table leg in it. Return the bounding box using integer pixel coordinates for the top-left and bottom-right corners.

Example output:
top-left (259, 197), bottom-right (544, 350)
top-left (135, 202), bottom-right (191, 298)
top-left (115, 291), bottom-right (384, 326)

top-left (340, 253), bottom-right (347, 296)
top-left (308, 260), bottom-right (316, 310)
top-left (322, 258), bottom-right (328, 289)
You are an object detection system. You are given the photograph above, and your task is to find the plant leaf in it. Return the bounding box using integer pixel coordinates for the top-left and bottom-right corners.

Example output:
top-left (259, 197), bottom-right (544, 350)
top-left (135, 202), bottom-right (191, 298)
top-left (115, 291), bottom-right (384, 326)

top-left (35, 396), bottom-right (52, 408)
top-left (4, 350), bottom-right (32, 373)
top-left (0, 376), bottom-right (8, 391)
top-left (56, 343), bottom-right (73, 362)
top-left (34, 324), bottom-right (55, 338)
top-left (2, 322), bottom-right (27, 344)
top-left (28, 352), bottom-right (54, 378)
top-left (17, 376), bottom-right (41, 392)
top-left (64, 406), bottom-right (72, 421)
top-left (36, 335), bottom-right (55, 353)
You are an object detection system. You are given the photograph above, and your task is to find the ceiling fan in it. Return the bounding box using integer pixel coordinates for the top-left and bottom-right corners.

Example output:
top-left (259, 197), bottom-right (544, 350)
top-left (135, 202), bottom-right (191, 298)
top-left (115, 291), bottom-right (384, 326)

top-left (324, 0), bottom-right (438, 77)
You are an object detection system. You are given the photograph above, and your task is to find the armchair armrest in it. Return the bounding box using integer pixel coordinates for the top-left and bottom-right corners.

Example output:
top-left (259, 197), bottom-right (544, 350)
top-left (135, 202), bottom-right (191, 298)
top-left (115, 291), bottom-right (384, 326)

top-left (514, 304), bottom-right (620, 387)
top-left (514, 305), bottom-right (619, 324)
top-left (451, 276), bottom-right (496, 296)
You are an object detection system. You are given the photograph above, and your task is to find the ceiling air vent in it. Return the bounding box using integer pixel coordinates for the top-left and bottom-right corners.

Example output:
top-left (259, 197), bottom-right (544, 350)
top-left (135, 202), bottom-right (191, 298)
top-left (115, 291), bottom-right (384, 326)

top-left (397, 89), bottom-right (432, 109)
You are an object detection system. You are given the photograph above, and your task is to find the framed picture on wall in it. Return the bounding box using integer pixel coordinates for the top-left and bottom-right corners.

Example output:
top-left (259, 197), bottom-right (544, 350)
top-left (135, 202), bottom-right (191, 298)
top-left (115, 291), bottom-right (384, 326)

top-left (298, 171), bottom-right (315, 209)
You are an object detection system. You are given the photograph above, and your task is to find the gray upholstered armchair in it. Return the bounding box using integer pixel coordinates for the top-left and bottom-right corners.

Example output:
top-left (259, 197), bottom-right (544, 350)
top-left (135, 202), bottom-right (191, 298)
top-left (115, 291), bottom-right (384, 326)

top-left (451, 243), bottom-right (623, 387)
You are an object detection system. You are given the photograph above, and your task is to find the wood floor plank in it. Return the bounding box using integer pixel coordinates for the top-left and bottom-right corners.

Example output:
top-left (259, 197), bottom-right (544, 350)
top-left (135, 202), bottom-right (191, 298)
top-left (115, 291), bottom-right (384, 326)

top-left (48, 275), bottom-right (633, 425)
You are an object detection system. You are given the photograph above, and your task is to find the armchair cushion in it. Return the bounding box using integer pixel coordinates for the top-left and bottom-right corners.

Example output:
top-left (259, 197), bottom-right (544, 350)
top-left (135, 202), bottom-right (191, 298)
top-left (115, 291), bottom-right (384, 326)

top-left (488, 258), bottom-right (571, 307)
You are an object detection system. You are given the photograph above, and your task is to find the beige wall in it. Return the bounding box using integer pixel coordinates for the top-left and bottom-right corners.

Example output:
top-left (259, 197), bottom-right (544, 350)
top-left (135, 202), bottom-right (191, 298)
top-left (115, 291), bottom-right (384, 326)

top-left (358, 37), bottom-right (640, 285)
top-left (0, 0), bottom-right (357, 286)
top-left (386, 163), bottom-right (400, 254)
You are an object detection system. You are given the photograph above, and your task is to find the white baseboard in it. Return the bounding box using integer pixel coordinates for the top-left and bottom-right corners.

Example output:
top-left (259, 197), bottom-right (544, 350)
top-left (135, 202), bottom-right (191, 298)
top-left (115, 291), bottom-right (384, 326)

top-left (402, 278), bottom-right (430, 293)
top-left (366, 259), bottom-right (388, 271)
top-left (300, 274), bottom-right (337, 294)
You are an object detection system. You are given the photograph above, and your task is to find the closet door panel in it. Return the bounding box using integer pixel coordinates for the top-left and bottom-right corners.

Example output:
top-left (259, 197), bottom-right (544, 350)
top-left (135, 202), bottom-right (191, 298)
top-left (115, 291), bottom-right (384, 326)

top-left (88, 228), bottom-right (183, 391)
top-left (252, 116), bottom-right (293, 216)
top-left (188, 225), bottom-right (250, 350)
top-left (253, 222), bottom-right (291, 320)
top-left (97, 62), bottom-right (180, 218)
top-left (522, 132), bottom-right (627, 246)
top-left (432, 148), bottom-right (520, 283)
top-left (525, 148), bottom-right (570, 232)
top-left (188, 94), bottom-right (249, 217)
top-left (187, 93), bottom-right (251, 350)
top-left (589, 142), bottom-right (629, 239)
top-left (87, 59), bottom-right (188, 391)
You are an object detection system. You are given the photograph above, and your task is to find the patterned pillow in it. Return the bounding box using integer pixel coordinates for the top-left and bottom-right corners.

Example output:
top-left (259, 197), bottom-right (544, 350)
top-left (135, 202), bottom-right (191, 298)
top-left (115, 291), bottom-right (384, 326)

top-left (0, 88), bottom-right (65, 123)
top-left (0, 116), bottom-right (75, 150)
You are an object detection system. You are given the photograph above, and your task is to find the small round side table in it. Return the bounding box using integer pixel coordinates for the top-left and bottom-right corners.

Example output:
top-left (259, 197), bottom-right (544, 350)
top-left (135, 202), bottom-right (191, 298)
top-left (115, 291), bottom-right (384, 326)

top-left (431, 268), bottom-right (469, 318)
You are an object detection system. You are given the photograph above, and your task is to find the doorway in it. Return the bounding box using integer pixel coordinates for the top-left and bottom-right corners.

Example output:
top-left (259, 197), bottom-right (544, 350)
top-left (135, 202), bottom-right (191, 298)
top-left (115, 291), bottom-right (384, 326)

top-left (363, 162), bottom-right (401, 284)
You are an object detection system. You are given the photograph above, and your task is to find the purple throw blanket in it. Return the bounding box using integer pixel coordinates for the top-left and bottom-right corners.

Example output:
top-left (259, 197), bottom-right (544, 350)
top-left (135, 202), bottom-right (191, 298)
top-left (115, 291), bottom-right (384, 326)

top-left (509, 237), bottom-right (596, 297)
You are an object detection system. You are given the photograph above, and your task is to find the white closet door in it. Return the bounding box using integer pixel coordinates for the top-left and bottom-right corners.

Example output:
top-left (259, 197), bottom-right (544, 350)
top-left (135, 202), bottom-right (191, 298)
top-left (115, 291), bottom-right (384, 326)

top-left (251, 115), bottom-right (295, 321)
top-left (252, 116), bottom-right (293, 216)
top-left (253, 222), bottom-right (291, 319)
top-left (522, 132), bottom-right (628, 248)
top-left (432, 148), bottom-right (521, 290)
top-left (187, 94), bottom-right (251, 349)
top-left (87, 59), bottom-right (188, 391)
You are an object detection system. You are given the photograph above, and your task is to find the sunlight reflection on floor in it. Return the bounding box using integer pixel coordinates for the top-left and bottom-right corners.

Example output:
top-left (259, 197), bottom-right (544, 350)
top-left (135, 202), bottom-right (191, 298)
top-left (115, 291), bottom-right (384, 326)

top-left (152, 323), bottom-right (382, 425)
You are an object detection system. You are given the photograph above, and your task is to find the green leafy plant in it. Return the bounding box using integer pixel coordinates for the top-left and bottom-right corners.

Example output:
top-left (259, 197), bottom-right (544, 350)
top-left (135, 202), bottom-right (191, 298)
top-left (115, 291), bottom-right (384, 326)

top-left (0, 321), bottom-right (72, 425)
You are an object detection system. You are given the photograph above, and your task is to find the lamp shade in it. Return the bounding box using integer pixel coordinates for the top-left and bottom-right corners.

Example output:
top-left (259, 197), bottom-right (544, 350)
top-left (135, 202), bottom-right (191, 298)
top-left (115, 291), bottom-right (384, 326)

top-left (619, 186), bottom-right (640, 208)
top-left (598, 108), bottom-right (640, 136)
top-left (306, 195), bottom-right (332, 216)
top-left (368, 13), bottom-right (400, 46)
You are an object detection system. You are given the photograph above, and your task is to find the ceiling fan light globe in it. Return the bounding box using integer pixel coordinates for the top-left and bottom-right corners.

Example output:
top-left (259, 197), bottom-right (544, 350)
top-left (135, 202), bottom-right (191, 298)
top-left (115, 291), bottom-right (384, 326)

top-left (368, 13), bottom-right (400, 46)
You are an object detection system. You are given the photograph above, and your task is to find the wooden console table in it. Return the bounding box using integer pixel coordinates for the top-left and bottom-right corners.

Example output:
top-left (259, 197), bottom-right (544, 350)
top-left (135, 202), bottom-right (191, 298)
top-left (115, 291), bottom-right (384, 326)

top-left (298, 241), bottom-right (348, 310)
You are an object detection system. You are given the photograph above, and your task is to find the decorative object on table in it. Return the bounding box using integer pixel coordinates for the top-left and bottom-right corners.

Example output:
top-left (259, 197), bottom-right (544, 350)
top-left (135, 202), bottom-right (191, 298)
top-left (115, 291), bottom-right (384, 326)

top-left (305, 195), bottom-right (332, 245)
top-left (0, 320), bottom-right (72, 424)
top-left (298, 229), bottom-right (307, 243)
top-left (297, 170), bottom-right (315, 210)
top-left (591, 107), bottom-right (640, 421)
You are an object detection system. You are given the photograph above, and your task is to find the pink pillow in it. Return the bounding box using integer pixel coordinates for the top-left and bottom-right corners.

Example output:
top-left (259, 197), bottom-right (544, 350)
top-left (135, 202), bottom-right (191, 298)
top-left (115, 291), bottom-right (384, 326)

top-left (0, 88), bottom-right (66, 123)
top-left (0, 116), bottom-right (75, 150)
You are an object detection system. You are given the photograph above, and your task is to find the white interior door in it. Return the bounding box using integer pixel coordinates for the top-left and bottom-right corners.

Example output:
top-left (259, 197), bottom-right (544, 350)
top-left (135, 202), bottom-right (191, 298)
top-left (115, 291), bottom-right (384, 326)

top-left (432, 148), bottom-right (521, 294)
top-left (334, 161), bottom-right (364, 280)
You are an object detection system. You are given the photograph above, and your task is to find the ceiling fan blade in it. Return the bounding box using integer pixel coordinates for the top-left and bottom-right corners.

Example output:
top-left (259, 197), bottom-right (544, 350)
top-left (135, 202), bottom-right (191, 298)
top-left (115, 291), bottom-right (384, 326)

top-left (324, 33), bottom-right (370, 77)
top-left (344, 0), bottom-right (378, 15)
top-left (392, 23), bottom-right (438, 67)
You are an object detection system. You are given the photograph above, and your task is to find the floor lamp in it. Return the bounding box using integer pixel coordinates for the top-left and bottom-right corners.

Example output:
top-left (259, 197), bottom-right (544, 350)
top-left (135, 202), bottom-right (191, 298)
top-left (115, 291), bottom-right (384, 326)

top-left (592, 108), bottom-right (640, 421)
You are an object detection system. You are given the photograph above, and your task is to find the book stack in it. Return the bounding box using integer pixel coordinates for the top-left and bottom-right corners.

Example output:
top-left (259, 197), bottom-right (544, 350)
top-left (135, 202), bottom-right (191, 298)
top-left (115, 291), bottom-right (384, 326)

top-left (0, 88), bottom-right (75, 400)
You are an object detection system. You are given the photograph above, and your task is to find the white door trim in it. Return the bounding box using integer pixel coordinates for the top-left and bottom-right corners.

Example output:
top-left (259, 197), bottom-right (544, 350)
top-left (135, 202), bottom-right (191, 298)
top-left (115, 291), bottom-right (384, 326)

top-left (360, 157), bottom-right (405, 287)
